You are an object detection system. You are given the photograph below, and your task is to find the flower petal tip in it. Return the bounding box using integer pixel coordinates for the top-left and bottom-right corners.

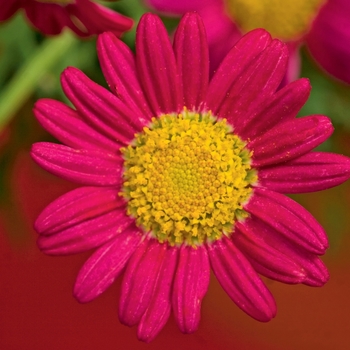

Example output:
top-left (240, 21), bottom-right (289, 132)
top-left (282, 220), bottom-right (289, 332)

top-left (33, 98), bottom-right (48, 114)
top-left (245, 28), bottom-right (272, 42)
top-left (303, 260), bottom-right (330, 287)
top-left (36, 235), bottom-right (53, 255)
top-left (60, 66), bottom-right (81, 84)
top-left (73, 288), bottom-right (91, 304)
top-left (30, 142), bottom-right (43, 165)
top-left (181, 11), bottom-right (203, 21)
top-left (138, 12), bottom-right (161, 27)
top-left (298, 77), bottom-right (311, 89)
top-left (97, 30), bottom-right (114, 45)
top-left (136, 327), bottom-right (159, 344)
top-left (248, 296), bottom-right (277, 323)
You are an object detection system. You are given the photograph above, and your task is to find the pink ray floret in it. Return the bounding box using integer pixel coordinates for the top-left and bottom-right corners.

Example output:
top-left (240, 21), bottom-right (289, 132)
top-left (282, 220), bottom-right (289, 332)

top-left (31, 12), bottom-right (350, 342)
top-left (0, 0), bottom-right (132, 37)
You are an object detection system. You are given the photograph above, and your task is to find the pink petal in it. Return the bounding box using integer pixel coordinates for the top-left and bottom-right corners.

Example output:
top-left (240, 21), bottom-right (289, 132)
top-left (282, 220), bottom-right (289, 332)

top-left (236, 78), bottom-right (311, 140)
top-left (34, 99), bottom-right (119, 152)
top-left (258, 152), bottom-right (350, 193)
top-left (146, 0), bottom-right (215, 14)
top-left (206, 29), bottom-right (272, 114)
top-left (199, 2), bottom-right (242, 74)
top-left (119, 238), bottom-right (167, 327)
top-left (306, 0), bottom-right (350, 84)
top-left (151, 0), bottom-right (239, 75)
top-left (233, 224), bottom-right (306, 284)
top-left (24, 2), bottom-right (71, 35)
top-left (245, 188), bottom-right (328, 254)
top-left (173, 12), bottom-right (209, 110)
top-left (97, 32), bottom-right (152, 123)
top-left (302, 258), bottom-right (329, 287)
top-left (172, 245), bottom-right (210, 333)
top-left (283, 41), bottom-right (302, 85)
top-left (207, 236), bottom-right (276, 322)
top-left (135, 13), bottom-right (183, 116)
top-left (66, 0), bottom-right (133, 37)
top-left (213, 39), bottom-right (289, 127)
top-left (250, 115), bottom-right (334, 168)
top-left (24, 0), bottom-right (132, 37)
top-left (61, 67), bottom-right (143, 146)
top-left (137, 245), bottom-right (178, 343)
top-left (35, 187), bottom-right (124, 235)
top-left (31, 142), bottom-right (123, 186)
top-left (37, 209), bottom-right (134, 255)
top-left (74, 226), bottom-right (142, 303)
top-left (248, 257), bottom-right (328, 287)
top-left (236, 216), bottom-right (329, 286)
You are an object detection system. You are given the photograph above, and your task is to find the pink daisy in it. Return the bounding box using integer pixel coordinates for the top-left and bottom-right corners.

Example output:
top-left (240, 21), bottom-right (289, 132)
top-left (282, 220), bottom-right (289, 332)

top-left (31, 12), bottom-right (350, 342)
top-left (0, 0), bottom-right (133, 37)
top-left (147, 0), bottom-right (350, 84)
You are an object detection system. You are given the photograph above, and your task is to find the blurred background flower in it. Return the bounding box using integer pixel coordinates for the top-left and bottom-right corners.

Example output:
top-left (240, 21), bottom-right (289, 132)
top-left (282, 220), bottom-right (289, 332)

top-left (1, 0), bottom-right (350, 349)
top-left (147, 0), bottom-right (350, 84)
top-left (0, 0), bottom-right (133, 36)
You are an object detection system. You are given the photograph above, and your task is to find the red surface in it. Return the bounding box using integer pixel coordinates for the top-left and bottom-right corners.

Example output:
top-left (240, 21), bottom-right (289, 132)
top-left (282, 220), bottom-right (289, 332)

top-left (1, 150), bottom-right (350, 350)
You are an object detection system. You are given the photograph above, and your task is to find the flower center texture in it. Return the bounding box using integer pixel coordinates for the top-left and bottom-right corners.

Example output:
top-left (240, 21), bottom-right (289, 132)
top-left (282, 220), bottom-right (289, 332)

top-left (225, 0), bottom-right (326, 40)
top-left (121, 109), bottom-right (256, 246)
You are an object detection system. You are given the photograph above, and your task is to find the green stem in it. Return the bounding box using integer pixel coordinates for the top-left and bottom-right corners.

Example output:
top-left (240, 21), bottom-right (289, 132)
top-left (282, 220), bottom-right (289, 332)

top-left (0, 30), bottom-right (77, 131)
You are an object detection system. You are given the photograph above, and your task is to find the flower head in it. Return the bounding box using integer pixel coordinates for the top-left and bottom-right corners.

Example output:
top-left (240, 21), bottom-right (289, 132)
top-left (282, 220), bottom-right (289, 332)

top-left (0, 0), bottom-right (133, 36)
top-left (147, 0), bottom-right (350, 84)
top-left (31, 12), bottom-right (350, 342)
top-left (121, 110), bottom-right (255, 246)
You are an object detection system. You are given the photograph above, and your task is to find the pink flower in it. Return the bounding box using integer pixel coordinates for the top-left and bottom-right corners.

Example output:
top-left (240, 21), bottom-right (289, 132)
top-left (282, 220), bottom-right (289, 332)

top-left (0, 0), bottom-right (132, 37)
top-left (147, 0), bottom-right (350, 84)
top-left (31, 12), bottom-right (350, 342)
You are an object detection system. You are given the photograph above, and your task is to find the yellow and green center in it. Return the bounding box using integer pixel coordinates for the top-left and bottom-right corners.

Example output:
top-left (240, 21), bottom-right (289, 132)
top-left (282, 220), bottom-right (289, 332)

top-left (120, 109), bottom-right (256, 246)
top-left (225, 0), bottom-right (326, 40)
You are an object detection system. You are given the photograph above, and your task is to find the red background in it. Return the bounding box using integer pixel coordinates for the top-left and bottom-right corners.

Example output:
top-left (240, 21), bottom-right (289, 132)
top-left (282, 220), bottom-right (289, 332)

top-left (1, 128), bottom-right (350, 350)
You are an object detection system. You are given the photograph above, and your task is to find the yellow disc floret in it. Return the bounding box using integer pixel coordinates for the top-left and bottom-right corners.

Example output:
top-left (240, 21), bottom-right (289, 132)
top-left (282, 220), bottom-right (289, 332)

top-left (120, 109), bottom-right (256, 246)
top-left (225, 0), bottom-right (326, 41)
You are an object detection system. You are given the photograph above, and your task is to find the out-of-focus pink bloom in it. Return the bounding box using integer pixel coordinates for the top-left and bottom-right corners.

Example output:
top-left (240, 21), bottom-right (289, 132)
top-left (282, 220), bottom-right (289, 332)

top-left (147, 0), bottom-right (350, 84)
top-left (0, 0), bottom-right (133, 37)
top-left (31, 12), bottom-right (350, 342)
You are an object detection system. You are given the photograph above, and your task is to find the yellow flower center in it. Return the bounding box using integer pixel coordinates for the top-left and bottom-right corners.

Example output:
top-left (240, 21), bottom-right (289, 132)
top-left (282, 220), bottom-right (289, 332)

top-left (120, 109), bottom-right (256, 246)
top-left (225, 0), bottom-right (326, 40)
